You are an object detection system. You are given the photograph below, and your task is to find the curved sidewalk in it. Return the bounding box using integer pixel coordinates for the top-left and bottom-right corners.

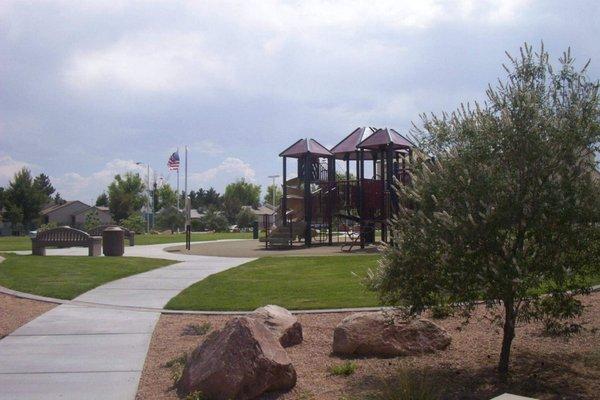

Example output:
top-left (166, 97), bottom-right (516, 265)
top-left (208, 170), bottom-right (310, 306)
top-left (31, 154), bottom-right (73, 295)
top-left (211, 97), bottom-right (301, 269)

top-left (0, 242), bottom-right (254, 400)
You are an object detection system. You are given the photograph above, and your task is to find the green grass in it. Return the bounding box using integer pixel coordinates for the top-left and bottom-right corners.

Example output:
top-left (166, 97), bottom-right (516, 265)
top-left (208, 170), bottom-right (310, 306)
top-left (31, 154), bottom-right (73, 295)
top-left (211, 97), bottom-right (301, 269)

top-left (0, 232), bottom-right (252, 251)
top-left (166, 255), bottom-right (379, 311)
top-left (0, 253), bottom-right (173, 299)
top-left (135, 232), bottom-right (252, 245)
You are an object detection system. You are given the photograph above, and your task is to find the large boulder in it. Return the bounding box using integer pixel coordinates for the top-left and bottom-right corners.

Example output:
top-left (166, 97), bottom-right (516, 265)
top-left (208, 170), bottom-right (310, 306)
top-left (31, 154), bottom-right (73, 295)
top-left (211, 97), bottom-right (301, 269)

top-left (250, 304), bottom-right (303, 347)
top-left (333, 312), bottom-right (451, 357)
top-left (178, 316), bottom-right (297, 400)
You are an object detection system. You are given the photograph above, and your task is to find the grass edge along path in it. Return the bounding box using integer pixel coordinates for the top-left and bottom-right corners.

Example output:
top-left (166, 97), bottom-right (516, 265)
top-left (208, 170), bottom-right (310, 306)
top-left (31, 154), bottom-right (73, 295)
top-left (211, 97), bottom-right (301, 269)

top-left (0, 253), bottom-right (174, 300)
top-left (0, 232), bottom-right (253, 251)
top-left (166, 255), bottom-right (380, 311)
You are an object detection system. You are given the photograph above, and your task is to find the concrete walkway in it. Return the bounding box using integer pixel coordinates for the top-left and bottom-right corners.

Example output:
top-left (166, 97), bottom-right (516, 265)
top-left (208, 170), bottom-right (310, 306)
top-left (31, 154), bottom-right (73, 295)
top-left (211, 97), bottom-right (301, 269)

top-left (0, 242), bottom-right (253, 400)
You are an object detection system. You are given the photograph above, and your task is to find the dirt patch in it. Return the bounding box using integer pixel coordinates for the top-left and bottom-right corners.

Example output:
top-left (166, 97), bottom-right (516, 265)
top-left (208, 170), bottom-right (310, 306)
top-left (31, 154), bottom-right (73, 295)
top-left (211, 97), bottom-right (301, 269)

top-left (167, 239), bottom-right (380, 258)
top-left (0, 292), bottom-right (55, 339)
top-left (136, 292), bottom-right (600, 399)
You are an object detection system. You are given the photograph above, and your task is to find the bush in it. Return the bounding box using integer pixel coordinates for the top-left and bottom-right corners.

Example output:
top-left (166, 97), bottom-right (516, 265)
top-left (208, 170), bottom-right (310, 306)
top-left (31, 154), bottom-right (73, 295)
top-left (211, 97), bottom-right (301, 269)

top-left (38, 222), bottom-right (58, 232)
top-left (369, 368), bottom-right (439, 400)
top-left (121, 213), bottom-right (146, 234)
top-left (199, 210), bottom-right (229, 232)
top-left (155, 206), bottom-right (185, 233)
top-left (328, 361), bottom-right (357, 376)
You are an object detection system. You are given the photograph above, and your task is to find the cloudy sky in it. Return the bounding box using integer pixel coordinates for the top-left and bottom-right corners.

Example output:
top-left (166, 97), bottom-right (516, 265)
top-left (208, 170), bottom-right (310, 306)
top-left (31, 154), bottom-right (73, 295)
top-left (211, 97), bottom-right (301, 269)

top-left (1, 0), bottom-right (598, 203)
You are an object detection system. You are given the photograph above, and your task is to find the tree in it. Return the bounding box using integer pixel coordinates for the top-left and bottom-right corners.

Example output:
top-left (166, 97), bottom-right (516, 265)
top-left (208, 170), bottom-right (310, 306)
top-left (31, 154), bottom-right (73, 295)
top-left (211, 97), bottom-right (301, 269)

top-left (53, 192), bottom-right (66, 205)
top-left (199, 208), bottom-right (229, 232)
top-left (236, 207), bottom-right (256, 229)
top-left (224, 179), bottom-right (260, 207)
top-left (107, 172), bottom-right (146, 222)
top-left (3, 168), bottom-right (46, 228)
top-left (33, 173), bottom-right (55, 203)
top-left (0, 187), bottom-right (5, 212)
top-left (156, 184), bottom-right (178, 210)
top-left (367, 44), bottom-right (600, 376)
top-left (156, 206), bottom-right (185, 233)
top-left (84, 209), bottom-right (101, 231)
top-left (95, 192), bottom-right (109, 207)
top-left (121, 213), bottom-right (146, 234)
top-left (263, 184), bottom-right (282, 207)
top-left (191, 187), bottom-right (222, 210)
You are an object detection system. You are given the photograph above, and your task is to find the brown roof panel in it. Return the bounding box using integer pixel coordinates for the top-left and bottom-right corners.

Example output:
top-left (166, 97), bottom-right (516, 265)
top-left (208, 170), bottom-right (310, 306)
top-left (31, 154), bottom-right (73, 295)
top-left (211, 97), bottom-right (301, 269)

top-left (357, 128), bottom-right (414, 150)
top-left (330, 127), bottom-right (375, 160)
top-left (279, 138), bottom-right (333, 158)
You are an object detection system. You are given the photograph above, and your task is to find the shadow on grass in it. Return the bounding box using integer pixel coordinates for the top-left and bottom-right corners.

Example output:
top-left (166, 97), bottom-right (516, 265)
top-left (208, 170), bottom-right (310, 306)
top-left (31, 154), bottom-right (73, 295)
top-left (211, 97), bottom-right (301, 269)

top-left (343, 350), bottom-right (593, 399)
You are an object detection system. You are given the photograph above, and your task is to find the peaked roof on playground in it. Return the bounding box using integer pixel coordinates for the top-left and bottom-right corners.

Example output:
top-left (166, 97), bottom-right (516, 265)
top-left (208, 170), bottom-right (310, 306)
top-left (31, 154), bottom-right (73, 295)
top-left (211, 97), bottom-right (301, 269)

top-left (279, 138), bottom-right (333, 158)
top-left (330, 127), bottom-right (373, 160)
top-left (357, 128), bottom-right (414, 151)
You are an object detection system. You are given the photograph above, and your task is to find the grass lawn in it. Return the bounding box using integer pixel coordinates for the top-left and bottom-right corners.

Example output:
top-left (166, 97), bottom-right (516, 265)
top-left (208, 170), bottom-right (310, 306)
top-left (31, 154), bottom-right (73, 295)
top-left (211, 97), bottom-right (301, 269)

top-left (166, 255), bottom-right (380, 311)
top-left (0, 254), bottom-right (174, 299)
top-left (0, 232), bottom-right (252, 251)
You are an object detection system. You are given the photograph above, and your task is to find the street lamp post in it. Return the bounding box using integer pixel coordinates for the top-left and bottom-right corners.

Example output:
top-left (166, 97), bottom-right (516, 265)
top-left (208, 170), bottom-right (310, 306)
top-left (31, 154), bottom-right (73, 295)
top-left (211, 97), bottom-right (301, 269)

top-left (136, 162), bottom-right (153, 233)
top-left (267, 175), bottom-right (280, 208)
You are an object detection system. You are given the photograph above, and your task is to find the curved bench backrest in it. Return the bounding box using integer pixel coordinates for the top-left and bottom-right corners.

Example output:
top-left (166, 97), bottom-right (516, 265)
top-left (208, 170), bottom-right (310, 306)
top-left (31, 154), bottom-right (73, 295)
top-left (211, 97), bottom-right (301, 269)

top-left (36, 226), bottom-right (91, 243)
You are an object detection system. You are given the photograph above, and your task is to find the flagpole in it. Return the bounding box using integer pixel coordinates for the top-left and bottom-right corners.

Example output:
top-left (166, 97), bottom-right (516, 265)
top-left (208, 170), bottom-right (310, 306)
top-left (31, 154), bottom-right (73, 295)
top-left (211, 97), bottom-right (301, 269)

top-left (176, 147), bottom-right (180, 210)
top-left (185, 145), bottom-right (189, 225)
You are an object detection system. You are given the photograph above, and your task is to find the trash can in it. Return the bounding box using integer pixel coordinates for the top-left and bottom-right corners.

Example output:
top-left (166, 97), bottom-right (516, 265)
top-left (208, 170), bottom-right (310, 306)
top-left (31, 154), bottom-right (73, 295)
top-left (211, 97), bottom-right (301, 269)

top-left (252, 221), bottom-right (259, 239)
top-left (103, 226), bottom-right (125, 256)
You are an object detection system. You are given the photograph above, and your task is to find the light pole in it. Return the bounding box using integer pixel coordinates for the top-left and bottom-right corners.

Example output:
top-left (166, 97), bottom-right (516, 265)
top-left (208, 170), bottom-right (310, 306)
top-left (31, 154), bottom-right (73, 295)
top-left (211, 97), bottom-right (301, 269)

top-left (136, 162), bottom-right (153, 233)
top-left (267, 175), bottom-right (280, 208)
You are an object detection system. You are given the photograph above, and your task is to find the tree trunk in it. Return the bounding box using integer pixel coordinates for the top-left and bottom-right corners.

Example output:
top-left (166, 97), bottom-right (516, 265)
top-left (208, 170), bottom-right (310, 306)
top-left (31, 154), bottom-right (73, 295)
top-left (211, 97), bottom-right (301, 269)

top-left (498, 298), bottom-right (516, 377)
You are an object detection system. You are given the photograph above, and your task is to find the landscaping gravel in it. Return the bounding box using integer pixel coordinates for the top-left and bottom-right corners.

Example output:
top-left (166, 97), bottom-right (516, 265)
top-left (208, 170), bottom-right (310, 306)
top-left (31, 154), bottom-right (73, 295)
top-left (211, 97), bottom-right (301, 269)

top-left (0, 293), bottom-right (55, 339)
top-left (136, 292), bottom-right (600, 399)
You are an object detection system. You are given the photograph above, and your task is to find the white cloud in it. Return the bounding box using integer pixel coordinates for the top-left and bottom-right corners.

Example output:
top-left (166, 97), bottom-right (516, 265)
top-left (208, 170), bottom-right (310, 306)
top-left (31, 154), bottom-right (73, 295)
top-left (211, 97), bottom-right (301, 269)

top-left (51, 159), bottom-right (145, 202)
top-left (189, 157), bottom-right (256, 185)
top-left (0, 155), bottom-right (34, 185)
top-left (64, 31), bottom-right (234, 93)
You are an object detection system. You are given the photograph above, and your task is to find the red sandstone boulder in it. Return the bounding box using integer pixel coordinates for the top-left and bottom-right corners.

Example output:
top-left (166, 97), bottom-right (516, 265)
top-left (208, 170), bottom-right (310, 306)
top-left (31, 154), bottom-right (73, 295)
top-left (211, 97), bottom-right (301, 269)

top-left (250, 304), bottom-right (303, 347)
top-left (178, 316), bottom-right (296, 400)
top-left (333, 312), bottom-right (451, 357)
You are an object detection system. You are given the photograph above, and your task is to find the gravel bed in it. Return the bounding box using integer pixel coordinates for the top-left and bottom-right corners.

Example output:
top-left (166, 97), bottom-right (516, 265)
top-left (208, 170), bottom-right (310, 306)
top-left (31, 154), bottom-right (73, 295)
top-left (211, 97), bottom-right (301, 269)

top-left (136, 292), bottom-right (600, 399)
top-left (0, 292), bottom-right (56, 339)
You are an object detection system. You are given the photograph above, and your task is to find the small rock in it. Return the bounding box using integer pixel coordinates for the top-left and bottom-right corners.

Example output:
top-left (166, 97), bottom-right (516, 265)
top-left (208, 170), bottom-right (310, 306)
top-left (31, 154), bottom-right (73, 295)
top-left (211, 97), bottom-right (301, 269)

top-left (250, 304), bottom-right (303, 347)
top-left (333, 312), bottom-right (451, 357)
top-left (178, 316), bottom-right (296, 400)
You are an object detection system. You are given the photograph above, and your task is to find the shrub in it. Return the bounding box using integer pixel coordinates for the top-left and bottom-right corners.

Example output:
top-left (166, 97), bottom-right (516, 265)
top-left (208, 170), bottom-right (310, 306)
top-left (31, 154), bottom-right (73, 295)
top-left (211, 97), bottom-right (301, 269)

top-left (121, 213), bottom-right (145, 234)
top-left (328, 361), bottom-right (358, 376)
top-left (368, 368), bottom-right (439, 400)
top-left (38, 221), bottom-right (58, 232)
top-left (181, 322), bottom-right (212, 336)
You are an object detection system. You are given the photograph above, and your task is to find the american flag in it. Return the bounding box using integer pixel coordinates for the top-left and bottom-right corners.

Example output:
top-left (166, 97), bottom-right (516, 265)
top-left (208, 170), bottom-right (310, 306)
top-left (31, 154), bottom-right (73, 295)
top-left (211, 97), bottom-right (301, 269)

top-left (167, 151), bottom-right (180, 171)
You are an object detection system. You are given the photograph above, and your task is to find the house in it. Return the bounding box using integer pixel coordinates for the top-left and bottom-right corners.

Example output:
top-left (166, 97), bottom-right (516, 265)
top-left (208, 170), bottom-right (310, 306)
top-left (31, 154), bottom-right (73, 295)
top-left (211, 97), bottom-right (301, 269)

top-left (242, 205), bottom-right (276, 228)
top-left (41, 201), bottom-right (112, 228)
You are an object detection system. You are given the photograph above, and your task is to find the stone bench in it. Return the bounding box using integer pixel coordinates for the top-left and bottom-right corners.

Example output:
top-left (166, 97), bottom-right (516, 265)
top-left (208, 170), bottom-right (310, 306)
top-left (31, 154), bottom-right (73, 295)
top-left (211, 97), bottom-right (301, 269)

top-left (88, 224), bottom-right (135, 246)
top-left (31, 226), bottom-right (102, 256)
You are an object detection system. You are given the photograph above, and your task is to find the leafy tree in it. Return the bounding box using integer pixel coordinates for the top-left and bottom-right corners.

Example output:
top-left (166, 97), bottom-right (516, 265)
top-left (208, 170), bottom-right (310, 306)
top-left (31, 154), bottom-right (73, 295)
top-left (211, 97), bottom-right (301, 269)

top-left (224, 179), bottom-right (260, 207)
top-left (156, 206), bottom-right (185, 233)
top-left (84, 209), bottom-right (101, 231)
top-left (199, 208), bottom-right (229, 232)
top-left (95, 192), bottom-right (109, 207)
top-left (121, 213), bottom-right (146, 234)
top-left (3, 168), bottom-right (46, 228)
top-left (367, 44), bottom-right (600, 375)
top-left (190, 187), bottom-right (222, 210)
top-left (0, 187), bottom-right (5, 210)
top-left (33, 173), bottom-right (55, 203)
top-left (236, 207), bottom-right (256, 228)
top-left (107, 172), bottom-right (146, 222)
top-left (335, 172), bottom-right (356, 181)
top-left (156, 184), bottom-right (178, 210)
top-left (263, 184), bottom-right (282, 207)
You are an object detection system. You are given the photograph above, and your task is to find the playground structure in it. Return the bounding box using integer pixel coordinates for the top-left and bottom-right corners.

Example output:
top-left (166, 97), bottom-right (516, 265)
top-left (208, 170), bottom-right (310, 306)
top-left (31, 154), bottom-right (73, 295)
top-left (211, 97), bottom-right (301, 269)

top-left (266, 127), bottom-right (414, 249)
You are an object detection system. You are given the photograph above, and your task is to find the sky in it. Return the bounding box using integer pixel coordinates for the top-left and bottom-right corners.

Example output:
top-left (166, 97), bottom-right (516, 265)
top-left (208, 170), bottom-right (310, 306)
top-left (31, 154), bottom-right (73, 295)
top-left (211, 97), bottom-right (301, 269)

top-left (1, 0), bottom-right (599, 204)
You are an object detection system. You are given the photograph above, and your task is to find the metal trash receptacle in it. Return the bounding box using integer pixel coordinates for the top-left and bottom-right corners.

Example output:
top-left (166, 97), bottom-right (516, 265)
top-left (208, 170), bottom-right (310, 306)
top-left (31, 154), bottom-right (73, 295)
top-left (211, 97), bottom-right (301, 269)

top-left (103, 226), bottom-right (125, 256)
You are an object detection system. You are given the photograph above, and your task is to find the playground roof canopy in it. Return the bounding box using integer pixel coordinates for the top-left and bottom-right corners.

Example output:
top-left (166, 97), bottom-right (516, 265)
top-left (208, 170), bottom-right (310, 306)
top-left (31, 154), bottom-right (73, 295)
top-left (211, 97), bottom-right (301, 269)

top-left (279, 138), bottom-right (333, 158)
top-left (357, 128), bottom-right (414, 151)
top-left (330, 127), bottom-right (373, 160)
